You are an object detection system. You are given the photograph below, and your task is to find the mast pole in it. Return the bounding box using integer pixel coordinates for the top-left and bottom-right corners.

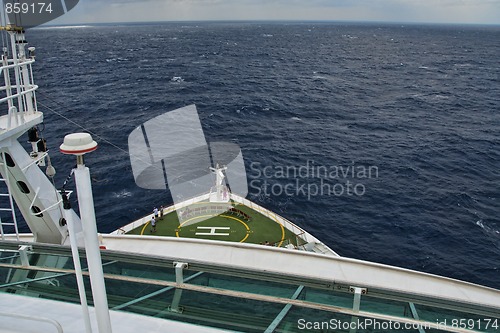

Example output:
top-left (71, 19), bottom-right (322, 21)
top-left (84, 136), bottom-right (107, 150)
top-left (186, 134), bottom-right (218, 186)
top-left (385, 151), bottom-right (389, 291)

top-left (60, 133), bottom-right (112, 333)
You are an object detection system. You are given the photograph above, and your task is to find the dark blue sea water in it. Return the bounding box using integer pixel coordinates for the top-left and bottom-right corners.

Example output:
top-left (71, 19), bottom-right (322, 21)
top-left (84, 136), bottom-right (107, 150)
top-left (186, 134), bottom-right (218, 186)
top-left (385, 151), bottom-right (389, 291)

top-left (24, 22), bottom-right (500, 289)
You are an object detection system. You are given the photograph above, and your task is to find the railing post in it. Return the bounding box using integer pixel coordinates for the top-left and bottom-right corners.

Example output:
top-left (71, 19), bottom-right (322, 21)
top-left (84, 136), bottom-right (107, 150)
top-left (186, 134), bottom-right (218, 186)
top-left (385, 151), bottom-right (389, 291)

top-left (170, 262), bottom-right (188, 313)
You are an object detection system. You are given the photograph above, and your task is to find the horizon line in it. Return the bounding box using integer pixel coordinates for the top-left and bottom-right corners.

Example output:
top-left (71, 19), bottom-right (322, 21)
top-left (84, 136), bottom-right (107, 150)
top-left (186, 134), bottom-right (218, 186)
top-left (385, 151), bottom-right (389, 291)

top-left (42, 19), bottom-right (500, 28)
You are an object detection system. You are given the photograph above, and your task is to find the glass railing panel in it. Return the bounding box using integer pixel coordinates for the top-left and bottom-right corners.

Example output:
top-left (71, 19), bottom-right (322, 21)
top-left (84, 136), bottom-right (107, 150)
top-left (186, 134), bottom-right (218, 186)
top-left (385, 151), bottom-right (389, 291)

top-left (29, 273), bottom-right (82, 303)
top-left (0, 266), bottom-right (17, 285)
top-left (0, 267), bottom-right (82, 304)
top-left (0, 265), bottom-right (174, 310)
top-left (301, 287), bottom-right (354, 309)
top-left (1, 243), bottom-right (498, 333)
top-left (155, 289), bottom-right (283, 333)
top-left (276, 306), bottom-right (353, 333)
top-left (413, 304), bottom-right (499, 333)
top-left (101, 260), bottom-right (178, 282)
top-left (0, 250), bottom-right (19, 262)
top-left (111, 284), bottom-right (175, 314)
top-left (101, 277), bottom-right (173, 310)
top-left (188, 271), bottom-right (300, 298)
top-left (116, 282), bottom-right (285, 332)
top-left (359, 294), bottom-right (413, 319)
top-left (277, 307), bottom-right (445, 333)
top-left (23, 253), bottom-right (77, 270)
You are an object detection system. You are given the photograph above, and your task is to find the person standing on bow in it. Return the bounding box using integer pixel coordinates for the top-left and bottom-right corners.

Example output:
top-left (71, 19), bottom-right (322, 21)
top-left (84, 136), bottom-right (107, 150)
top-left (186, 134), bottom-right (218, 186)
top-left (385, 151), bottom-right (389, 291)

top-left (159, 206), bottom-right (164, 220)
top-left (150, 216), bottom-right (157, 233)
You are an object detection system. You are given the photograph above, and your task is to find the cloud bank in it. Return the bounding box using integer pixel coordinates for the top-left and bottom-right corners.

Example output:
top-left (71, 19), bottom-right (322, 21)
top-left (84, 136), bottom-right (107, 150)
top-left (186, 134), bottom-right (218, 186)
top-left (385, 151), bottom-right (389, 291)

top-left (52, 0), bottom-right (500, 25)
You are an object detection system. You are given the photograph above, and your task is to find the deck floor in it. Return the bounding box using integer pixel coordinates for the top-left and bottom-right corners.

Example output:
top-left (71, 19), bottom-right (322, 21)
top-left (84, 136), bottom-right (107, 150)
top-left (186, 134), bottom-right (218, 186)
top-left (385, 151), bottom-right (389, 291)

top-left (127, 203), bottom-right (299, 247)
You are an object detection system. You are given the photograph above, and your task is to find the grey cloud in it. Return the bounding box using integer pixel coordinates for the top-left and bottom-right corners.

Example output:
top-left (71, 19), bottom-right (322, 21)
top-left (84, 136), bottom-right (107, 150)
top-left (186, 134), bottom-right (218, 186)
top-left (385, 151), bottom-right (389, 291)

top-left (52, 0), bottom-right (500, 25)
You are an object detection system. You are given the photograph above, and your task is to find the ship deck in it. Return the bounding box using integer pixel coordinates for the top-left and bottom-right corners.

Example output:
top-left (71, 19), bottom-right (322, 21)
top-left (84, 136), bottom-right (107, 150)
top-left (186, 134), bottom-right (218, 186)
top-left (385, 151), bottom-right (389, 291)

top-left (126, 201), bottom-right (302, 248)
top-left (1, 240), bottom-right (498, 333)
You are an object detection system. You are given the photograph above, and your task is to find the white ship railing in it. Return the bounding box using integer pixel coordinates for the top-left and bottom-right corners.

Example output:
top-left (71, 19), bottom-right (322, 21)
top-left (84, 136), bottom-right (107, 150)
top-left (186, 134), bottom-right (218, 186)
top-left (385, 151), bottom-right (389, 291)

top-left (0, 30), bottom-right (40, 133)
top-left (0, 59), bottom-right (38, 102)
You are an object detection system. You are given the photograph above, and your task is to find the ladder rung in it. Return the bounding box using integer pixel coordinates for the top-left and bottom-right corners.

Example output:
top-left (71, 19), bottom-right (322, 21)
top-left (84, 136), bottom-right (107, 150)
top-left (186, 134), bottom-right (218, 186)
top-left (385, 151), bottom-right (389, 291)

top-left (0, 173), bottom-right (19, 239)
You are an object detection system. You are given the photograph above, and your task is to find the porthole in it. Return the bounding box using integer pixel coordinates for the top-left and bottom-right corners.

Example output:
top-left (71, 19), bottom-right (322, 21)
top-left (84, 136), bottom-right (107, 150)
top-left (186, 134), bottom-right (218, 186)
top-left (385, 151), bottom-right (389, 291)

top-left (31, 206), bottom-right (43, 217)
top-left (4, 153), bottom-right (15, 167)
top-left (59, 218), bottom-right (67, 227)
top-left (16, 181), bottom-right (30, 194)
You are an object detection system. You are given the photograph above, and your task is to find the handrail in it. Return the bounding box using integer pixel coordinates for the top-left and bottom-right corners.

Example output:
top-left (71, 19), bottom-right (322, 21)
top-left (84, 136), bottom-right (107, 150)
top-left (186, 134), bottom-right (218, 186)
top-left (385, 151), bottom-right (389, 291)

top-left (22, 151), bottom-right (49, 171)
top-left (0, 58), bottom-right (35, 71)
top-left (21, 151), bottom-right (49, 171)
top-left (29, 187), bottom-right (63, 216)
top-left (0, 84), bottom-right (35, 92)
top-left (0, 259), bottom-right (491, 333)
top-left (0, 84), bottom-right (38, 104)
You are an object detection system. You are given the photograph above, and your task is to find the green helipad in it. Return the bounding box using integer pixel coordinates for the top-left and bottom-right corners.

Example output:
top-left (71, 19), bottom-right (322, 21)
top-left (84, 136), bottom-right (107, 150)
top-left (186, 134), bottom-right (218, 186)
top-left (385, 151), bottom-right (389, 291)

top-left (127, 202), bottom-right (301, 247)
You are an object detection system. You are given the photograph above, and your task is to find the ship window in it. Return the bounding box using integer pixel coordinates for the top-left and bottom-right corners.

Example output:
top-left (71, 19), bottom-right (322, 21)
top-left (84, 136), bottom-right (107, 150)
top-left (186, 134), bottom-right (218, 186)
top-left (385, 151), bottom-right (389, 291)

top-left (17, 181), bottom-right (30, 194)
top-left (31, 206), bottom-right (43, 217)
top-left (4, 153), bottom-right (15, 167)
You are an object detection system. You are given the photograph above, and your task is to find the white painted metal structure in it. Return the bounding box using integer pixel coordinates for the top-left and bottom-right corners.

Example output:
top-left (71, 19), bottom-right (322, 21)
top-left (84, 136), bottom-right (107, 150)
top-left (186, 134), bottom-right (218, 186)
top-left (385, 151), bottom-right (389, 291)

top-left (0, 27), bottom-right (82, 244)
top-left (209, 163), bottom-right (230, 202)
top-left (99, 235), bottom-right (500, 311)
top-left (0, 152), bottom-right (19, 240)
top-left (0, 25), bottom-right (114, 333)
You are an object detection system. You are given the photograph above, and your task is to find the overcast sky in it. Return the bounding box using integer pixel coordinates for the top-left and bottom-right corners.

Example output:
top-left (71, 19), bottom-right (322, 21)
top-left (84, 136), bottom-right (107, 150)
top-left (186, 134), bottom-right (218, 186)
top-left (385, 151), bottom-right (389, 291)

top-left (53, 0), bottom-right (500, 25)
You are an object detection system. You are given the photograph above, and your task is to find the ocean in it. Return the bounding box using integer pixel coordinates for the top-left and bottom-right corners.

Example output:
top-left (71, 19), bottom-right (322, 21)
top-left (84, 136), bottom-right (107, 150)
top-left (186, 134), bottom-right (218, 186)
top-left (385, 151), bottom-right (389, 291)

top-left (24, 22), bottom-right (499, 289)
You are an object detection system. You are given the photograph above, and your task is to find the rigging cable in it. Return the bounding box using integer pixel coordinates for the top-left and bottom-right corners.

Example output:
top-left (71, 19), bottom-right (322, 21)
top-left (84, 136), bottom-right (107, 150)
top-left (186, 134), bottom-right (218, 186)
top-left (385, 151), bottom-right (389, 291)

top-left (36, 91), bottom-right (164, 173)
top-left (36, 93), bottom-right (131, 158)
top-left (36, 94), bottom-right (197, 185)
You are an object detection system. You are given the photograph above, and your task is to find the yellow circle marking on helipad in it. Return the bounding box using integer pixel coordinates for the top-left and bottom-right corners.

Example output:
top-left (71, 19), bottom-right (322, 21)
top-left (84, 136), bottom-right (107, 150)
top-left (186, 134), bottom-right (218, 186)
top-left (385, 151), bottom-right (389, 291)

top-left (140, 221), bottom-right (150, 235)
